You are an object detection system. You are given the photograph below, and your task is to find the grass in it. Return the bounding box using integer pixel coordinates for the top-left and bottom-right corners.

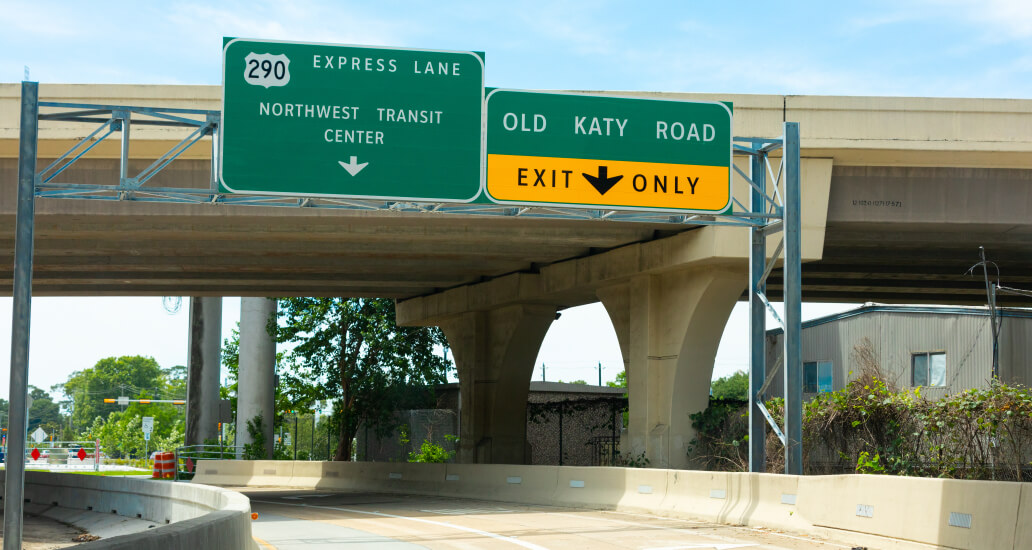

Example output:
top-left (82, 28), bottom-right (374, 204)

top-left (60, 470), bottom-right (156, 476)
top-left (24, 469), bottom-right (155, 476)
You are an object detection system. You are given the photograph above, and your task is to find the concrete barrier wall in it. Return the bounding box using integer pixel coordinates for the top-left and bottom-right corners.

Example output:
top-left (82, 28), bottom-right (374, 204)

top-left (798, 474), bottom-right (1026, 550)
top-left (1016, 482), bottom-right (1032, 549)
top-left (2, 471), bottom-right (256, 550)
top-left (440, 463), bottom-right (558, 503)
top-left (193, 460), bottom-right (1032, 550)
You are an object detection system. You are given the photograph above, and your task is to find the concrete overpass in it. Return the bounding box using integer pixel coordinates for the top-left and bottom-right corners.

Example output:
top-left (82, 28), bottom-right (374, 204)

top-left (2, 84), bottom-right (1030, 469)
top-left (2, 85), bottom-right (1030, 303)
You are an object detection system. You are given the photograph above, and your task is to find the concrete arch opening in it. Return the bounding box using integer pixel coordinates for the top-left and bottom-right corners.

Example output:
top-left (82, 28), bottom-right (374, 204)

top-left (598, 269), bottom-right (746, 469)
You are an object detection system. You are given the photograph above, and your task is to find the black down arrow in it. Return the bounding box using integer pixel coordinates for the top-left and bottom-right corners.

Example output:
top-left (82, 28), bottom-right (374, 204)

top-left (582, 166), bottom-right (623, 195)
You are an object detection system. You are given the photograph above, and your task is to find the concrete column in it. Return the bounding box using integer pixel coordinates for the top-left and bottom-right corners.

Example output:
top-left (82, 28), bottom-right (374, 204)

top-left (439, 304), bottom-right (555, 464)
top-left (598, 268), bottom-right (745, 469)
top-left (596, 285), bottom-right (632, 386)
top-left (236, 297), bottom-right (277, 459)
top-left (185, 296), bottom-right (222, 447)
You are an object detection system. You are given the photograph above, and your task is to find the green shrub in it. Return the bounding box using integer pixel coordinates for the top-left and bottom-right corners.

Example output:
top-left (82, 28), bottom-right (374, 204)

top-left (408, 440), bottom-right (453, 463)
top-left (687, 375), bottom-right (1032, 481)
top-left (242, 414), bottom-right (268, 460)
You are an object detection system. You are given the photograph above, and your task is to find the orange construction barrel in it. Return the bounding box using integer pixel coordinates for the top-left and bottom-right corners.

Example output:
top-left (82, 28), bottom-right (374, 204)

top-left (151, 454), bottom-right (163, 479)
top-left (163, 452), bottom-right (176, 479)
top-left (153, 452), bottom-right (175, 479)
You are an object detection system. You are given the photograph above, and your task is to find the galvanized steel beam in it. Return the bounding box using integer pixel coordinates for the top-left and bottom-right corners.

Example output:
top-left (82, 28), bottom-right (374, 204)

top-left (783, 122), bottom-right (803, 475)
top-left (5, 80), bottom-right (39, 550)
top-left (748, 136), bottom-right (767, 473)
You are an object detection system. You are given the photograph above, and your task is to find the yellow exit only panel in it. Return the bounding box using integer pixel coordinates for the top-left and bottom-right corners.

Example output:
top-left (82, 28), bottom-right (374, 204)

top-left (486, 154), bottom-right (730, 212)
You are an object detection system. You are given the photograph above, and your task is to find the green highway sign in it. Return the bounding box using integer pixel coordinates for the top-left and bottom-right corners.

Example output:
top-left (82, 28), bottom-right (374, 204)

top-left (220, 39), bottom-right (484, 202)
top-left (485, 90), bottom-right (732, 213)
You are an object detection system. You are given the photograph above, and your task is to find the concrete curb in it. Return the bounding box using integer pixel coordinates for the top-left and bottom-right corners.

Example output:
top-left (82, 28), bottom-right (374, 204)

top-left (1, 471), bottom-right (256, 550)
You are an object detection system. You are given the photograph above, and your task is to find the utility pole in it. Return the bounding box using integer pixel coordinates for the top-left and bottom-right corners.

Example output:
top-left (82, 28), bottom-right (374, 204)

top-left (598, 362), bottom-right (602, 386)
top-left (968, 246), bottom-right (1002, 380)
top-left (541, 363), bottom-right (545, 382)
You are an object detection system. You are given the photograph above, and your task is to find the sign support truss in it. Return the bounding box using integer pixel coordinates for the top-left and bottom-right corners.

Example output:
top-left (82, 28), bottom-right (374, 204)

top-left (735, 124), bottom-right (803, 475)
top-left (33, 99), bottom-right (784, 228)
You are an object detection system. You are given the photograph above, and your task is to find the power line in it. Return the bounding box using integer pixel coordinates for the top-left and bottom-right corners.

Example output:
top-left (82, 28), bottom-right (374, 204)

top-left (997, 285), bottom-right (1032, 299)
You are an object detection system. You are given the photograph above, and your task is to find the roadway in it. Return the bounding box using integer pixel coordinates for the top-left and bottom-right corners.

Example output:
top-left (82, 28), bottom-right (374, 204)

top-left (243, 488), bottom-right (861, 550)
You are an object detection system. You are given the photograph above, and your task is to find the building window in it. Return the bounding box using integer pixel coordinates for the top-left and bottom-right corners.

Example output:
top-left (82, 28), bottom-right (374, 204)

top-left (912, 352), bottom-right (946, 387)
top-left (803, 361), bottom-right (833, 393)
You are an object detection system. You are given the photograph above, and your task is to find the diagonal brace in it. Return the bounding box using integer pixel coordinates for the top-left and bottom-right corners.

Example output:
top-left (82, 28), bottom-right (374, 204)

top-left (734, 164), bottom-right (780, 209)
top-left (760, 238), bottom-right (785, 288)
top-left (756, 291), bottom-right (785, 331)
top-left (756, 400), bottom-right (787, 445)
top-left (129, 123), bottom-right (213, 188)
top-left (766, 156), bottom-right (785, 209)
top-left (40, 120), bottom-right (117, 183)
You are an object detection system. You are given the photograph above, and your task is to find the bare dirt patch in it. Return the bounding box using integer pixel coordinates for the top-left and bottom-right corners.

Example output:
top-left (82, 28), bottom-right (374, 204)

top-left (0, 512), bottom-right (90, 549)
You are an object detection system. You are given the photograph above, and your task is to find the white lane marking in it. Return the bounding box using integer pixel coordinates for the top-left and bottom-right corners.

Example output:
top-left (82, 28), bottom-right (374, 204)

top-left (255, 500), bottom-right (550, 550)
top-left (648, 540), bottom-right (755, 544)
top-left (419, 507), bottom-right (515, 515)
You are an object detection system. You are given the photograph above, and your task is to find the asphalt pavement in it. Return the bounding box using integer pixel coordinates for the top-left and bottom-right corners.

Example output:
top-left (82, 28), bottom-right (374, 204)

top-left (244, 488), bottom-right (860, 550)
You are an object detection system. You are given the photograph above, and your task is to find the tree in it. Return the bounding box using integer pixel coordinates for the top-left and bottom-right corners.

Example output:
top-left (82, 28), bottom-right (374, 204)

top-left (711, 370), bottom-right (749, 401)
top-left (86, 398), bottom-right (184, 458)
top-left (27, 386), bottom-right (64, 437)
top-left (274, 298), bottom-right (451, 461)
top-left (55, 356), bottom-right (165, 431)
top-left (221, 328), bottom-right (241, 409)
top-left (607, 371), bottom-right (628, 426)
top-left (607, 371), bottom-right (627, 388)
top-left (162, 365), bottom-right (188, 402)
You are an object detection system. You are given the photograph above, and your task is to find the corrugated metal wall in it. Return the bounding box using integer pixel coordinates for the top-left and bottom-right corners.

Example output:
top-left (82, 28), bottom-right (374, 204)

top-left (764, 310), bottom-right (1032, 399)
top-left (1000, 317), bottom-right (1032, 387)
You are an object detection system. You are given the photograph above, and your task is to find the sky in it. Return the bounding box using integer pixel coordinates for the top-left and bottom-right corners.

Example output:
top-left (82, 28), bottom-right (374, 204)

top-left (1, 0), bottom-right (1030, 399)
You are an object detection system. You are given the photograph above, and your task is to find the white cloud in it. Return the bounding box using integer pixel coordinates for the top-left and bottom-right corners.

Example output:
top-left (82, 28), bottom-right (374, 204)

top-left (506, 0), bottom-right (626, 56)
top-left (930, 0), bottom-right (1032, 40)
top-left (608, 40), bottom-right (875, 97)
top-left (164, 1), bottom-right (413, 49)
top-left (845, 11), bottom-right (922, 32)
top-left (1, 0), bottom-right (89, 38)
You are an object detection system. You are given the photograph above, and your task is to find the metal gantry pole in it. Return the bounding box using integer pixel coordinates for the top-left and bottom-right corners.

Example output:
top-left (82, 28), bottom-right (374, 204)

top-left (748, 147), bottom-right (767, 473)
top-left (209, 114), bottom-right (219, 192)
top-left (782, 122), bottom-right (803, 475)
top-left (118, 109), bottom-right (130, 185)
top-left (5, 81), bottom-right (39, 550)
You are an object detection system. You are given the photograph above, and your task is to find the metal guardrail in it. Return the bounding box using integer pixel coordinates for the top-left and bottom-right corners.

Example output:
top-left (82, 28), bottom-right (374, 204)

top-left (174, 445), bottom-right (243, 480)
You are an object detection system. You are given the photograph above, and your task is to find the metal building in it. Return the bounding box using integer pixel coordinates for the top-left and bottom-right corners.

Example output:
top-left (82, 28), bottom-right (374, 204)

top-left (766, 304), bottom-right (1032, 399)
